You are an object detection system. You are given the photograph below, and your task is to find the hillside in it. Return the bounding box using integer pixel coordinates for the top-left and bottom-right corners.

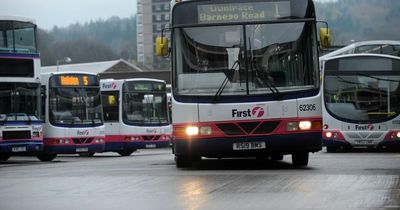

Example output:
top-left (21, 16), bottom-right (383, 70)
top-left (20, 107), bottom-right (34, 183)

top-left (38, 1), bottom-right (400, 66)
top-left (315, 0), bottom-right (400, 45)
top-left (39, 16), bottom-right (137, 66)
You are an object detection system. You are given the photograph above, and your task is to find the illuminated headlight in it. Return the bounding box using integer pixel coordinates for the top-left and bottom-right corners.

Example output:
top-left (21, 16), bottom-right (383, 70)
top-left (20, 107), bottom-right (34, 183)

top-left (95, 138), bottom-right (105, 143)
top-left (325, 132), bottom-right (333, 138)
top-left (199, 126), bottom-right (212, 135)
top-left (299, 121), bottom-right (312, 130)
top-left (286, 122), bottom-right (299, 131)
top-left (185, 126), bottom-right (199, 136)
top-left (391, 132), bottom-right (400, 139)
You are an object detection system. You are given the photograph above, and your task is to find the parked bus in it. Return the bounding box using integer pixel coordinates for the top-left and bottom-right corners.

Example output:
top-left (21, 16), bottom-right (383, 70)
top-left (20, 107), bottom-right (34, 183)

top-left (320, 40), bottom-right (400, 60)
top-left (322, 54), bottom-right (400, 152)
top-left (100, 79), bottom-right (171, 156)
top-left (39, 72), bottom-right (105, 161)
top-left (0, 16), bottom-right (44, 161)
top-left (156, 0), bottom-right (326, 167)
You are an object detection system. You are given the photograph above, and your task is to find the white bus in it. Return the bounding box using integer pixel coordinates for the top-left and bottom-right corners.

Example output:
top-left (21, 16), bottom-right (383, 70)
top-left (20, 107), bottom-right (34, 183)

top-left (39, 72), bottom-right (105, 161)
top-left (322, 54), bottom-right (400, 152)
top-left (156, 0), bottom-right (326, 167)
top-left (100, 78), bottom-right (171, 156)
top-left (0, 16), bottom-right (44, 161)
top-left (320, 40), bottom-right (400, 60)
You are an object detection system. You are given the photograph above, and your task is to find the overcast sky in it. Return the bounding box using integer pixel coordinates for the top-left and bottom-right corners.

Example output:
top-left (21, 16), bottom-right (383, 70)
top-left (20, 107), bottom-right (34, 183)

top-left (0, 0), bottom-right (137, 30)
top-left (1, 0), bottom-right (334, 30)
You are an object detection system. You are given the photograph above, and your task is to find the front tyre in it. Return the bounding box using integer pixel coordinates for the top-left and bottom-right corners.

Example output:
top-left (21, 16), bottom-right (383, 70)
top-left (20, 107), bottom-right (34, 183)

top-left (37, 154), bottom-right (57, 162)
top-left (79, 152), bottom-right (95, 157)
top-left (326, 146), bottom-right (338, 153)
top-left (175, 155), bottom-right (192, 168)
top-left (118, 149), bottom-right (137, 156)
top-left (0, 154), bottom-right (10, 161)
top-left (292, 152), bottom-right (309, 167)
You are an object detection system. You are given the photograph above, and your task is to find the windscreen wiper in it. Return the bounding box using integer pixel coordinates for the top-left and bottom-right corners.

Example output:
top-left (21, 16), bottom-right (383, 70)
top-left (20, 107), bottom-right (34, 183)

top-left (212, 60), bottom-right (240, 103)
top-left (264, 79), bottom-right (282, 100)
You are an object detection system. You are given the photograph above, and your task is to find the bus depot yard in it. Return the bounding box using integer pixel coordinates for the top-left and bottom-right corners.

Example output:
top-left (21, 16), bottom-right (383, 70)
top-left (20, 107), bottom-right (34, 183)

top-left (1, 0), bottom-right (400, 208)
top-left (1, 148), bottom-right (400, 210)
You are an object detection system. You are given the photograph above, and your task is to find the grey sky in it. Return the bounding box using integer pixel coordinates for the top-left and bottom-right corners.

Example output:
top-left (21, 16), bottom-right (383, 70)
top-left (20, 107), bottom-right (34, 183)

top-left (1, 0), bottom-right (333, 30)
top-left (0, 0), bottom-right (137, 30)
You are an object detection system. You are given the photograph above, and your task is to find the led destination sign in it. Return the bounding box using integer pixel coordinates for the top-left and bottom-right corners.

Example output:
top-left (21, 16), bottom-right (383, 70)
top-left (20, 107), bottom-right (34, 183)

top-left (198, 2), bottom-right (290, 24)
top-left (52, 74), bottom-right (99, 87)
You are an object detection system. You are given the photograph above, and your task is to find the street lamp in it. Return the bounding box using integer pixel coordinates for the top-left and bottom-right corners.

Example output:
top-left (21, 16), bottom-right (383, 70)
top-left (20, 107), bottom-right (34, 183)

top-left (56, 57), bottom-right (72, 72)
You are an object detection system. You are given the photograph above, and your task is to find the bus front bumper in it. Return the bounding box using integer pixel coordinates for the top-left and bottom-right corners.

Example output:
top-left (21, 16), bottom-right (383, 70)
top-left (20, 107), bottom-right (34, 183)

top-left (43, 144), bottom-right (105, 154)
top-left (0, 140), bottom-right (43, 154)
top-left (173, 132), bottom-right (322, 158)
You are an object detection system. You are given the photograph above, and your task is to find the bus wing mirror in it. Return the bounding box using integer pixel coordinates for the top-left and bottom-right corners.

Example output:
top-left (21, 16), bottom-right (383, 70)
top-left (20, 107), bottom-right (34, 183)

top-left (319, 27), bottom-right (332, 49)
top-left (156, 36), bottom-right (169, 57)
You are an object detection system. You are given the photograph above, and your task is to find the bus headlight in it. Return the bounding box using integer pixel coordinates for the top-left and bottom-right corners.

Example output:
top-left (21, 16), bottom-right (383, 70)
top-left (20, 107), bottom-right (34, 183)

top-left (199, 126), bottom-right (212, 135)
top-left (299, 121), bottom-right (312, 130)
top-left (325, 132), bottom-right (333, 138)
top-left (286, 122), bottom-right (298, 131)
top-left (185, 126), bottom-right (199, 136)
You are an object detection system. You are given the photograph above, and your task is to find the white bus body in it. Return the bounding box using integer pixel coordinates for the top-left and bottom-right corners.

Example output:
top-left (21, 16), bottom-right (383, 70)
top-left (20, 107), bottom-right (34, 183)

top-left (100, 78), bottom-right (171, 156)
top-left (167, 0), bottom-right (323, 167)
top-left (321, 54), bottom-right (400, 151)
top-left (40, 72), bottom-right (105, 160)
top-left (0, 16), bottom-right (44, 161)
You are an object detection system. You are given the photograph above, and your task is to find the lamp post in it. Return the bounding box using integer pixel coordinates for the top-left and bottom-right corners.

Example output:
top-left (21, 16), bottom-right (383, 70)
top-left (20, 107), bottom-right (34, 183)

top-left (56, 57), bottom-right (72, 72)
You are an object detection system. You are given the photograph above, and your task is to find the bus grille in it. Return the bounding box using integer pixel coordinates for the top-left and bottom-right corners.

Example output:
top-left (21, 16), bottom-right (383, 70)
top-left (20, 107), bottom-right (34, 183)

top-left (142, 135), bottom-right (161, 141)
top-left (2, 130), bottom-right (31, 140)
top-left (72, 138), bottom-right (93, 144)
top-left (216, 121), bottom-right (281, 136)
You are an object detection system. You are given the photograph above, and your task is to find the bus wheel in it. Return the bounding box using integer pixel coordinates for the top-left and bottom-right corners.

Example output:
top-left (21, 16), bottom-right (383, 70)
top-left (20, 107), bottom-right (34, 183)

top-left (0, 154), bottom-right (10, 161)
top-left (118, 149), bottom-right (137, 156)
top-left (79, 152), bottom-right (95, 157)
top-left (326, 146), bottom-right (338, 153)
top-left (270, 154), bottom-right (284, 161)
top-left (37, 154), bottom-right (57, 162)
top-left (175, 155), bottom-right (192, 168)
top-left (292, 152), bottom-right (309, 167)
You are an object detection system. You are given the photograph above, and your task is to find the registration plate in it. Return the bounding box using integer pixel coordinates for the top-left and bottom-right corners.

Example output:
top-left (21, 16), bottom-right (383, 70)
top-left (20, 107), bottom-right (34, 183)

top-left (12, 146), bottom-right (27, 152)
top-left (145, 144), bottom-right (156, 148)
top-left (76, 147), bottom-right (89, 152)
top-left (354, 140), bottom-right (374, 145)
top-left (233, 141), bottom-right (266, 150)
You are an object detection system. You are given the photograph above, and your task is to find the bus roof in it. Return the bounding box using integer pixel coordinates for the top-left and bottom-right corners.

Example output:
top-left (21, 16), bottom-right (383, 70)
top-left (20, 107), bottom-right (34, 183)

top-left (101, 78), bottom-right (166, 84)
top-left (322, 53), bottom-right (400, 62)
top-left (0, 16), bottom-right (36, 24)
top-left (320, 40), bottom-right (400, 61)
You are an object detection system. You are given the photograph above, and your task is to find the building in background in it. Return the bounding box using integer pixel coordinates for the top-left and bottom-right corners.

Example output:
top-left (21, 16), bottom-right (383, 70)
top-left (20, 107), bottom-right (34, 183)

top-left (137, 0), bottom-right (171, 71)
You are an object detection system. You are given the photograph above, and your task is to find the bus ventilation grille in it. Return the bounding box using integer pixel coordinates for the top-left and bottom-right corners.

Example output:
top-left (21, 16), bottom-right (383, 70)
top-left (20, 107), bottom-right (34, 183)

top-left (2, 130), bottom-right (31, 140)
top-left (216, 121), bottom-right (281, 136)
top-left (72, 138), bottom-right (93, 144)
top-left (142, 135), bottom-right (160, 141)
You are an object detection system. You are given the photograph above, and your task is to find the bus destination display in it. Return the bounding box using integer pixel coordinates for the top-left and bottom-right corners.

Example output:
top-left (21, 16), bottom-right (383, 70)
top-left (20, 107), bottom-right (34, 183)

top-left (55, 75), bottom-right (98, 86)
top-left (198, 2), bottom-right (290, 24)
